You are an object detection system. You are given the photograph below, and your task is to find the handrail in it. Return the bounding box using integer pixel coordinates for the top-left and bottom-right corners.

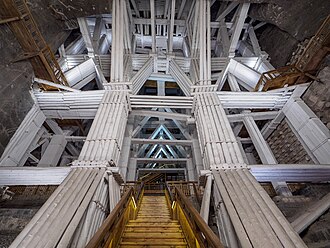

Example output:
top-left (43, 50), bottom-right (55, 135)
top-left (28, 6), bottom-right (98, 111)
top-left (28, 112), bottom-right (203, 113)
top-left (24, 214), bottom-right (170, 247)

top-left (86, 183), bottom-right (144, 248)
top-left (135, 181), bottom-right (144, 200)
top-left (120, 181), bottom-right (144, 197)
top-left (167, 181), bottom-right (202, 205)
top-left (254, 65), bottom-right (304, 91)
top-left (165, 183), bottom-right (224, 248)
top-left (165, 182), bottom-right (174, 202)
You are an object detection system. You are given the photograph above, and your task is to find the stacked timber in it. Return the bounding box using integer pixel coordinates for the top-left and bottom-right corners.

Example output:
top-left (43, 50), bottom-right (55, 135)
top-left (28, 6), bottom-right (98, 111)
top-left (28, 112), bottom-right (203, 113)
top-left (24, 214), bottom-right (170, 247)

top-left (213, 169), bottom-right (307, 248)
top-left (9, 168), bottom-right (107, 248)
top-left (193, 92), bottom-right (245, 169)
top-left (78, 91), bottom-right (129, 164)
top-left (34, 90), bottom-right (104, 119)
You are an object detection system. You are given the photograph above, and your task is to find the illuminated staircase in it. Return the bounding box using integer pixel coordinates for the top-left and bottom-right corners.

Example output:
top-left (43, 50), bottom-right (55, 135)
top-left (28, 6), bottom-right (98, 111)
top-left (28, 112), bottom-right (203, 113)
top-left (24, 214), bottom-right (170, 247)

top-left (119, 195), bottom-right (188, 247)
top-left (85, 184), bottom-right (222, 248)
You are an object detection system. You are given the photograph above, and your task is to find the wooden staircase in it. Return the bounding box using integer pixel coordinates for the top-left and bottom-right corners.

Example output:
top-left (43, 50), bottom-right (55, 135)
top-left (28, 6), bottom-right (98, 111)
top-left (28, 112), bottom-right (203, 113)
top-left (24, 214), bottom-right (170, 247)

top-left (0, 0), bottom-right (68, 89)
top-left (119, 195), bottom-right (188, 248)
top-left (254, 15), bottom-right (330, 92)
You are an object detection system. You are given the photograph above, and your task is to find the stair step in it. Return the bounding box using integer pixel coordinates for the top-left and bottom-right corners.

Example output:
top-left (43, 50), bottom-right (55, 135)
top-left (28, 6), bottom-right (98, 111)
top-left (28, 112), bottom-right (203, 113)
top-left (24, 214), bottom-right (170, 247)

top-left (135, 218), bottom-right (172, 220)
top-left (140, 203), bottom-right (167, 205)
top-left (120, 245), bottom-right (187, 248)
top-left (120, 240), bottom-right (187, 246)
top-left (142, 199), bottom-right (167, 201)
top-left (122, 233), bottom-right (184, 239)
top-left (140, 204), bottom-right (167, 206)
top-left (137, 213), bottom-right (170, 216)
top-left (139, 207), bottom-right (169, 210)
top-left (119, 195), bottom-right (188, 247)
top-left (142, 198), bottom-right (166, 202)
top-left (124, 227), bottom-right (182, 233)
top-left (138, 209), bottom-right (169, 212)
top-left (136, 218), bottom-right (172, 221)
top-left (141, 199), bottom-right (167, 201)
top-left (140, 205), bottom-right (167, 206)
top-left (141, 200), bottom-right (167, 202)
top-left (139, 207), bottom-right (169, 209)
top-left (137, 216), bottom-right (171, 219)
top-left (126, 223), bottom-right (180, 227)
top-left (138, 213), bottom-right (171, 218)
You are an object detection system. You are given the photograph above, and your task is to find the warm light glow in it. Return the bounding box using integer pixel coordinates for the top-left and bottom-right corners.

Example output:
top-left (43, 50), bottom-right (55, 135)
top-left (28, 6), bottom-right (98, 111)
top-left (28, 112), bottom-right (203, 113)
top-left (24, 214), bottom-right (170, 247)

top-left (131, 196), bottom-right (137, 209)
top-left (172, 201), bottom-right (176, 209)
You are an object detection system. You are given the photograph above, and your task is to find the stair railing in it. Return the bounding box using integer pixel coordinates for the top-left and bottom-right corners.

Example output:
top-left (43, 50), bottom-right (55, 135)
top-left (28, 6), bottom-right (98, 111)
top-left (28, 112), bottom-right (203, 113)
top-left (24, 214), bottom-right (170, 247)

top-left (165, 183), bottom-right (224, 248)
top-left (254, 65), bottom-right (304, 92)
top-left (166, 181), bottom-right (203, 206)
top-left (86, 183), bottom-right (144, 248)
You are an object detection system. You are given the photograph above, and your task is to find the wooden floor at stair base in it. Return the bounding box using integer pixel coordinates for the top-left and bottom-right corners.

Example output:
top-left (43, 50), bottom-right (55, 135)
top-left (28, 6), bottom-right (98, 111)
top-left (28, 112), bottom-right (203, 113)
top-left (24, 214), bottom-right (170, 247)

top-left (119, 195), bottom-right (188, 247)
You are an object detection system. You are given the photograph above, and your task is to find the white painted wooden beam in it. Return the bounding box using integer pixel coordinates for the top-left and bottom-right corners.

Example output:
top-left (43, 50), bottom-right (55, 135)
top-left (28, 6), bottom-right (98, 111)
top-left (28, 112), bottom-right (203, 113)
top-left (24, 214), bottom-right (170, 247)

top-left (228, 3), bottom-right (250, 57)
top-left (200, 174), bottom-right (212, 223)
top-left (283, 97), bottom-right (330, 164)
top-left (131, 138), bottom-right (192, 146)
top-left (216, 2), bottom-right (239, 21)
top-left (130, 109), bottom-right (192, 121)
top-left (243, 115), bottom-right (292, 196)
top-left (0, 105), bottom-right (46, 166)
top-left (227, 59), bottom-right (261, 89)
top-left (0, 167), bottom-right (71, 185)
top-left (291, 193), bottom-right (330, 234)
top-left (77, 17), bottom-right (95, 57)
top-left (150, 0), bottom-right (156, 53)
top-left (38, 135), bottom-right (67, 167)
top-left (34, 78), bottom-right (80, 92)
top-left (64, 59), bottom-right (96, 89)
top-left (92, 17), bottom-right (103, 52)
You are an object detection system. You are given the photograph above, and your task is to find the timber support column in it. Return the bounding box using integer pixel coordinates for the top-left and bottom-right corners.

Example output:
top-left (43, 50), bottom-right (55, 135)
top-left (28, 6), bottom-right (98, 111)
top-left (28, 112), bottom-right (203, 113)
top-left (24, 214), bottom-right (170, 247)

top-left (193, 92), bottom-right (307, 247)
top-left (78, 90), bottom-right (130, 164)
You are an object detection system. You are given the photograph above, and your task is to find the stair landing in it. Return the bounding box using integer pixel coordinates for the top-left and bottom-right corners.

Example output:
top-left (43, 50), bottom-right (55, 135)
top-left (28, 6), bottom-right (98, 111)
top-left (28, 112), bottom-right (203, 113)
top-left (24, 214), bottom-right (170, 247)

top-left (119, 195), bottom-right (188, 247)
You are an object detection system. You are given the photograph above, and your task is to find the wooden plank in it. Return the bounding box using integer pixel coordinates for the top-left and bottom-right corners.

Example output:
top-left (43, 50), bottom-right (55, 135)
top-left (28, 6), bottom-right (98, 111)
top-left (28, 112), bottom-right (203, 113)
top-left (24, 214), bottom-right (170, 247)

top-left (120, 240), bottom-right (187, 245)
top-left (122, 233), bottom-right (185, 239)
top-left (124, 227), bottom-right (183, 233)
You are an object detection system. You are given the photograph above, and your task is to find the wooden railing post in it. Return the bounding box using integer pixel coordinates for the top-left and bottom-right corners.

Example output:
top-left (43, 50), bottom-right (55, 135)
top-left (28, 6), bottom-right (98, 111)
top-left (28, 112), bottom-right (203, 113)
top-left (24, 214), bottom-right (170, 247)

top-left (164, 183), bottom-right (224, 248)
top-left (86, 183), bottom-right (144, 248)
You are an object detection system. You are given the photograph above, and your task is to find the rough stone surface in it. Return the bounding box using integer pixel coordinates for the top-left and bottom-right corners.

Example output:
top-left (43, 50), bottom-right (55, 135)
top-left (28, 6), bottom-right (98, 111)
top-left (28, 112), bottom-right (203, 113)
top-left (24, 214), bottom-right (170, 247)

top-left (0, 0), bottom-right (110, 157)
top-left (267, 120), bottom-right (314, 164)
top-left (302, 65), bottom-right (330, 128)
top-left (0, 209), bottom-right (38, 248)
top-left (257, 24), bottom-right (298, 67)
top-left (274, 184), bottom-right (330, 248)
top-left (296, 185), bottom-right (330, 248)
top-left (250, 1), bottom-right (330, 41)
top-left (0, 185), bottom-right (57, 247)
top-left (274, 195), bottom-right (312, 220)
top-left (250, 0), bottom-right (330, 67)
top-left (0, 62), bottom-right (34, 156)
top-left (302, 211), bottom-right (330, 248)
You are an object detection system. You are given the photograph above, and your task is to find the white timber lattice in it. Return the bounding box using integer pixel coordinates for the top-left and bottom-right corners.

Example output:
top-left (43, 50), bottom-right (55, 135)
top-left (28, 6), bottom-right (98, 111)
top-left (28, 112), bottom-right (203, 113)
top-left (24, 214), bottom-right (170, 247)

top-left (0, 1), bottom-right (329, 247)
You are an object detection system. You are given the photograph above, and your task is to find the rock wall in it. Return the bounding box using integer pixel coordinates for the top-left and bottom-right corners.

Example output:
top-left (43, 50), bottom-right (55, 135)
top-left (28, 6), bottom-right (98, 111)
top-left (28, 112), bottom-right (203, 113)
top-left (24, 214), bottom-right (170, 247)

top-left (0, 62), bottom-right (34, 155)
top-left (0, 0), bottom-right (68, 156)
top-left (251, 0), bottom-right (330, 67)
top-left (0, 208), bottom-right (38, 248)
top-left (302, 64), bottom-right (330, 129)
top-left (257, 24), bottom-right (298, 68)
top-left (0, 0), bottom-right (110, 156)
top-left (0, 185), bottom-right (57, 247)
top-left (274, 184), bottom-right (330, 248)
